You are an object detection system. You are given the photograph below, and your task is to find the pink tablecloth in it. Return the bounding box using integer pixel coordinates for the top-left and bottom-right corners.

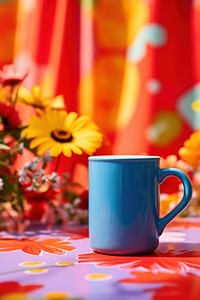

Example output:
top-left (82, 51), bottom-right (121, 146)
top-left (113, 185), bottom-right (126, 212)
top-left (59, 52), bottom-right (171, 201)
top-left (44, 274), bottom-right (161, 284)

top-left (0, 218), bottom-right (200, 300)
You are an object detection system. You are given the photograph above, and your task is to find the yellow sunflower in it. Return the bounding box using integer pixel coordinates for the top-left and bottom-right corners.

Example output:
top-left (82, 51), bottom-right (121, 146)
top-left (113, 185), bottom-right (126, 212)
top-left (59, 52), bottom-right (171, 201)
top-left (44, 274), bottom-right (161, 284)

top-left (179, 130), bottom-right (200, 168)
top-left (21, 109), bottom-right (103, 157)
top-left (17, 85), bottom-right (65, 109)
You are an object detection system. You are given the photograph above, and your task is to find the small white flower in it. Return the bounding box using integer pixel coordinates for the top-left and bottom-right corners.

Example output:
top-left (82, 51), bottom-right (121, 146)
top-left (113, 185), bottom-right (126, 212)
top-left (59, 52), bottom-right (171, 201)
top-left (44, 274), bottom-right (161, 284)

top-left (44, 151), bottom-right (53, 162)
top-left (19, 142), bottom-right (24, 149)
top-left (30, 161), bottom-right (38, 171)
top-left (48, 172), bottom-right (58, 181)
top-left (48, 172), bottom-right (60, 188)
top-left (0, 178), bottom-right (4, 190)
top-left (33, 169), bottom-right (45, 178)
top-left (73, 197), bottom-right (81, 206)
top-left (24, 162), bottom-right (32, 169)
top-left (25, 185), bottom-right (33, 191)
top-left (41, 175), bottom-right (48, 184)
top-left (64, 203), bottom-right (73, 210)
top-left (18, 169), bottom-right (31, 185)
top-left (18, 169), bottom-right (25, 177)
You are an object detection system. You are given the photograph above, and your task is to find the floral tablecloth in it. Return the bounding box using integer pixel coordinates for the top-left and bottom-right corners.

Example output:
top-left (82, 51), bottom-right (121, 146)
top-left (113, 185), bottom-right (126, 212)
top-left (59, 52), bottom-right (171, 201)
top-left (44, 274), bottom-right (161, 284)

top-left (0, 218), bottom-right (200, 300)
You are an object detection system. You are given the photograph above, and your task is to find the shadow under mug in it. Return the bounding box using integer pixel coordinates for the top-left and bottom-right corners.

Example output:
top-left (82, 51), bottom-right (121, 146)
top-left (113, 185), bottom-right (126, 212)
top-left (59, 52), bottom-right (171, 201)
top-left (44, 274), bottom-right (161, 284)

top-left (88, 155), bottom-right (192, 255)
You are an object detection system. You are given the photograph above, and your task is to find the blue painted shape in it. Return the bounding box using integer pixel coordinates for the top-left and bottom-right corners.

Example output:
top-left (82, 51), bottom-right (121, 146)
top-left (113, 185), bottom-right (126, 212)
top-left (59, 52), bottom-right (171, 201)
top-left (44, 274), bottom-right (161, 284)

top-left (176, 83), bottom-right (200, 129)
top-left (127, 23), bottom-right (167, 63)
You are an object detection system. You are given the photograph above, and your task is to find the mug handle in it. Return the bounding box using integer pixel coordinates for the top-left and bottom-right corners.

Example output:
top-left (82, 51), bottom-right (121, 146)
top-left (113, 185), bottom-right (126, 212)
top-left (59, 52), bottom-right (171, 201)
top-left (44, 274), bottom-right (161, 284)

top-left (157, 168), bottom-right (192, 236)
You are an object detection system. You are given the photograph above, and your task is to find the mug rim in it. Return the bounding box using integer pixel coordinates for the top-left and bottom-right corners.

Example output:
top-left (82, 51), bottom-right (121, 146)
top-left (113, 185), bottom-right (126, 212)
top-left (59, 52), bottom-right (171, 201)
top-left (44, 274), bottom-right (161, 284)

top-left (89, 155), bottom-right (160, 161)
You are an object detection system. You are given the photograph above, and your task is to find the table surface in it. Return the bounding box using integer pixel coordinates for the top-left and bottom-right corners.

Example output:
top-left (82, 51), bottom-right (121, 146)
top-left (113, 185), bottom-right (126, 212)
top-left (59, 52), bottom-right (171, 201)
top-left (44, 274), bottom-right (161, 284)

top-left (0, 218), bottom-right (200, 300)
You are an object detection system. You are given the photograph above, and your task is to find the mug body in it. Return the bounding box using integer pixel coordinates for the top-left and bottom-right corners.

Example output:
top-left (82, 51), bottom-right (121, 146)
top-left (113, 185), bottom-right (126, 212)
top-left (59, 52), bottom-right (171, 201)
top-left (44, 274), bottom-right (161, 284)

top-left (89, 155), bottom-right (160, 255)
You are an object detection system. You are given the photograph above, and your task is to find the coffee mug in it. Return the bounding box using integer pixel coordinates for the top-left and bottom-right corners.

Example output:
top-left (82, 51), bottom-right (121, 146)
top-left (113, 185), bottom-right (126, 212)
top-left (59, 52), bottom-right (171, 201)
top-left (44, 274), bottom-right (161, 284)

top-left (88, 155), bottom-right (192, 255)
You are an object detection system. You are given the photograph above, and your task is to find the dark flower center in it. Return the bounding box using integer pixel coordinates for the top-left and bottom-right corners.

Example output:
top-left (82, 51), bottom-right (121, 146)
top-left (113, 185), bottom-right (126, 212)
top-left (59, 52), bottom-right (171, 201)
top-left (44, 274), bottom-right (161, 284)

top-left (51, 129), bottom-right (73, 143)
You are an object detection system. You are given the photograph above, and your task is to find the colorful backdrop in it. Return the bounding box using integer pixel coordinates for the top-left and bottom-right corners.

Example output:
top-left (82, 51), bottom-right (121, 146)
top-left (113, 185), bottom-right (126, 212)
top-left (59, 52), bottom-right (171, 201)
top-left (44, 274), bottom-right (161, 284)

top-left (1, 0), bottom-right (200, 158)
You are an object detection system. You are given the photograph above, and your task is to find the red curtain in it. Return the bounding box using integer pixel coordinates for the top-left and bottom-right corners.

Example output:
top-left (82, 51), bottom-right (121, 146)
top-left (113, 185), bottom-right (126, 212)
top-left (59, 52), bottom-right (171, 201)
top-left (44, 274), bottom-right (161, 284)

top-left (1, 0), bottom-right (200, 158)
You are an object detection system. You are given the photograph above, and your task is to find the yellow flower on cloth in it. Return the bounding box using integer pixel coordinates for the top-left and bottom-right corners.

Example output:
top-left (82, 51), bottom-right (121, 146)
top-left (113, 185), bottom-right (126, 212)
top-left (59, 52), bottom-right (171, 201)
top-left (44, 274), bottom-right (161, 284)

top-left (179, 130), bottom-right (200, 168)
top-left (21, 109), bottom-right (103, 157)
top-left (18, 85), bottom-right (65, 109)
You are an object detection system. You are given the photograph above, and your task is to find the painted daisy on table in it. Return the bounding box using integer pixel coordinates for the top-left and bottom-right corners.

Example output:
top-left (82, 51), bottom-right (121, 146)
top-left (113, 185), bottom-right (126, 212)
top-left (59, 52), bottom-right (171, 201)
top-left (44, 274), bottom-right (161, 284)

top-left (21, 109), bottom-right (103, 157)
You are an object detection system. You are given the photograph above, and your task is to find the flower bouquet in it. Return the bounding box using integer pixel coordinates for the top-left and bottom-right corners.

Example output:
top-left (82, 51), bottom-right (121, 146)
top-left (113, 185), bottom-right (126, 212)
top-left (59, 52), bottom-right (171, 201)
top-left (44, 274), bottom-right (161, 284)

top-left (0, 64), bottom-right (110, 232)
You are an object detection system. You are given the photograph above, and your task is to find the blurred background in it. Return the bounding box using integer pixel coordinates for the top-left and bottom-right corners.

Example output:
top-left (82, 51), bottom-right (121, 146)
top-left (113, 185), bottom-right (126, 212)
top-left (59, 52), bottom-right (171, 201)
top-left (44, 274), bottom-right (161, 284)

top-left (1, 0), bottom-right (200, 158)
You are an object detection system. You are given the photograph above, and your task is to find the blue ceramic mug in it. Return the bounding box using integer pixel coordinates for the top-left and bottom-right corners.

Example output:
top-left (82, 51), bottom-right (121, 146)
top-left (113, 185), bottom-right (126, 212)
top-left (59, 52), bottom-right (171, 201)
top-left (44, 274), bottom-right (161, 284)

top-left (88, 155), bottom-right (192, 255)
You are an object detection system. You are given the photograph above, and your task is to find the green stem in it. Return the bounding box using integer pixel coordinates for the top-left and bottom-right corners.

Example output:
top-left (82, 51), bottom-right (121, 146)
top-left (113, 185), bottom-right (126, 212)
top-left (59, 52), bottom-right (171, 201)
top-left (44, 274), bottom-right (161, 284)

top-left (0, 195), bottom-right (9, 202)
top-left (8, 85), bottom-right (14, 104)
top-left (0, 264), bottom-right (69, 276)
top-left (0, 161), bottom-right (12, 170)
top-left (12, 84), bottom-right (20, 107)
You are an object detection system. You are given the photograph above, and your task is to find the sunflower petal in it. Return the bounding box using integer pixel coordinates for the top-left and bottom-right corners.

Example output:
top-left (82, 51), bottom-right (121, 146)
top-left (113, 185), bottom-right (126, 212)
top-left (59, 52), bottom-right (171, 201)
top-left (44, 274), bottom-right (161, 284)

top-left (18, 86), bottom-right (34, 104)
top-left (30, 137), bottom-right (52, 148)
top-left (65, 112), bottom-right (78, 129)
top-left (63, 145), bottom-right (72, 157)
top-left (68, 144), bottom-right (83, 155)
top-left (32, 85), bottom-right (42, 99)
top-left (69, 115), bottom-right (91, 132)
top-left (37, 141), bottom-right (56, 156)
top-left (50, 143), bottom-right (63, 157)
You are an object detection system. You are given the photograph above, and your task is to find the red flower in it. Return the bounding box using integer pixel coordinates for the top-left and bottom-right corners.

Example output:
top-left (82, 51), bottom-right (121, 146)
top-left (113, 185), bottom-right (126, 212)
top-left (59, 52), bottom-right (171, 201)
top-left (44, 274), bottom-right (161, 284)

top-left (79, 189), bottom-right (88, 210)
top-left (0, 281), bottom-right (43, 297)
top-left (24, 189), bottom-right (58, 221)
top-left (0, 102), bottom-right (21, 129)
top-left (25, 201), bottom-right (48, 221)
top-left (24, 189), bottom-right (57, 202)
top-left (0, 64), bottom-right (28, 86)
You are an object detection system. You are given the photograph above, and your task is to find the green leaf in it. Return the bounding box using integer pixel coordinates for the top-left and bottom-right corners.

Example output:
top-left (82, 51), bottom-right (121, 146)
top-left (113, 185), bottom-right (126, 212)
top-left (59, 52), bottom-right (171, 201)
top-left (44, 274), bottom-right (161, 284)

top-left (0, 144), bottom-right (10, 150)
